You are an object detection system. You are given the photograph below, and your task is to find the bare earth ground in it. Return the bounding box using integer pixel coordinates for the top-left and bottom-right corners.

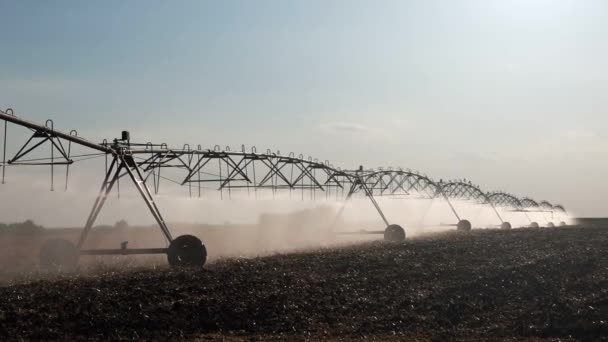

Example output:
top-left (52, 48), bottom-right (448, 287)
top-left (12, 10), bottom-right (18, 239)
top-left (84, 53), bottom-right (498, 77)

top-left (0, 226), bottom-right (606, 340)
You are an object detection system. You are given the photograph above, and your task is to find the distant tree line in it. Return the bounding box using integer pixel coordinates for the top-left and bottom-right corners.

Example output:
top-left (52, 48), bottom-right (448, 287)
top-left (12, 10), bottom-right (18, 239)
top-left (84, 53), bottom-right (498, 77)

top-left (0, 219), bottom-right (130, 234)
top-left (0, 219), bottom-right (45, 234)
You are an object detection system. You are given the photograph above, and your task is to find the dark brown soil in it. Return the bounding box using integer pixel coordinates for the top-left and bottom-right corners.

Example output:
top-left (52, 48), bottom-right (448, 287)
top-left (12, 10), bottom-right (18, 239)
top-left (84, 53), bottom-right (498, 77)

top-left (0, 226), bottom-right (606, 340)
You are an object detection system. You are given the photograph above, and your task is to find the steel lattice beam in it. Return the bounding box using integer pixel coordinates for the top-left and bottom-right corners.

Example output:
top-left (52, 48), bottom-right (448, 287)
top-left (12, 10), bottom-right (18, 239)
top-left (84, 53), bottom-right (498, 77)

top-left (0, 108), bottom-right (570, 255)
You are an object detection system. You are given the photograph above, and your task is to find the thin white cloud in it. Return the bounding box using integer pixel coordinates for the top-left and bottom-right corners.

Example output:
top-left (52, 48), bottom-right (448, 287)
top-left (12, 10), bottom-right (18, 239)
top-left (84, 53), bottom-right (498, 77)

top-left (320, 122), bottom-right (373, 134)
top-left (319, 121), bottom-right (391, 141)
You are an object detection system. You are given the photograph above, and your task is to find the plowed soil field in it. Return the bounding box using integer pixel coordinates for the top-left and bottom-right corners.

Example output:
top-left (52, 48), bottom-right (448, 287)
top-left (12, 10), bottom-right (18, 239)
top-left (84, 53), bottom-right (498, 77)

top-left (0, 226), bottom-right (606, 340)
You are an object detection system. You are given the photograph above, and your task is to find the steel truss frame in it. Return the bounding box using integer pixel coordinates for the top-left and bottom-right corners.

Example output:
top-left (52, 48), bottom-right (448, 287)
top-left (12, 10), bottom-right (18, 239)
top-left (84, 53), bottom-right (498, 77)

top-left (426, 181), bottom-right (503, 225)
top-left (0, 108), bottom-right (569, 256)
top-left (487, 191), bottom-right (533, 224)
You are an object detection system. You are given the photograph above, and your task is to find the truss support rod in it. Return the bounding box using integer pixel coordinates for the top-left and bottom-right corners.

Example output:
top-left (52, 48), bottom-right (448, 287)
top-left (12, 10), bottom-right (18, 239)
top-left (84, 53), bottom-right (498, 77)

top-left (65, 141), bottom-right (71, 191)
top-left (328, 176), bottom-right (390, 231)
top-left (77, 155), bottom-right (174, 249)
top-left (1, 118), bottom-right (6, 184)
top-left (489, 202), bottom-right (504, 223)
top-left (328, 182), bottom-right (358, 231)
top-left (359, 179), bottom-right (390, 227)
top-left (77, 156), bottom-right (121, 249)
top-left (121, 155), bottom-right (173, 243)
top-left (418, 197), bottom-right (436, 228)
top-left (438, 188), bottom-right (461, 222)
top-left (0, 110), bottom-right (112, 153)
top-left (541, 210), bottom-right (550, 224)
top-left (524, 211), bottom-right (532, 223)
top-left (50, 132), bottom-right (54, 191)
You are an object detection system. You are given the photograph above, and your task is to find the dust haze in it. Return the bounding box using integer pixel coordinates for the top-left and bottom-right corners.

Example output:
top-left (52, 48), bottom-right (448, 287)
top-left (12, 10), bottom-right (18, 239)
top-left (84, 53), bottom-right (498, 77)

top-left (0, 157), bottom-right (574, 281)
top-left (0, 175), bottom-right (574, 283)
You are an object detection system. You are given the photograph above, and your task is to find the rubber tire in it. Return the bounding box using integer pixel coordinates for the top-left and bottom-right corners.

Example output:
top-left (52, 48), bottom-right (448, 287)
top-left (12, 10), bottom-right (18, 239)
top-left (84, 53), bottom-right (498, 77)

top-left (547, 222), bottom-right (555, 228)
top-left (530, 222), bottom-right (540, 229)
top-left (40, 239), bottom-right (79, 271)
top-left (384, 224), bottom-right (406, 242)
top-left (457, 219), bottom-right (472, 232)
top-left (559, 221), bottom-right (566, 227)
top-left (167, 235), bottom-right (207, 267)
top-left (501, 222), bottom-right (512, 230)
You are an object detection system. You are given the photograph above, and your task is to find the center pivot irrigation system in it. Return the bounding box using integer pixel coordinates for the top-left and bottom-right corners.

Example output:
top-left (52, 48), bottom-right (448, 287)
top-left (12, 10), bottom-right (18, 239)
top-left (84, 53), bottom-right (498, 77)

top-left (0, 108), bottom-right (569, 270)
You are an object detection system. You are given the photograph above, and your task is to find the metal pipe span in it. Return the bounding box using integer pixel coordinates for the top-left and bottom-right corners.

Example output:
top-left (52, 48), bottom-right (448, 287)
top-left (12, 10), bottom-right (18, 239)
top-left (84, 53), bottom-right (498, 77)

top-left (0, 110), bottom-right (112, 154)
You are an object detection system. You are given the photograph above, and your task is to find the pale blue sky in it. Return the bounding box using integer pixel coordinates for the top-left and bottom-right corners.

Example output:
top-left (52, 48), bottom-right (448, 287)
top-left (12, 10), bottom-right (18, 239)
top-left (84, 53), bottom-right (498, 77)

top-left (1, 0), bottom-right (608, 216)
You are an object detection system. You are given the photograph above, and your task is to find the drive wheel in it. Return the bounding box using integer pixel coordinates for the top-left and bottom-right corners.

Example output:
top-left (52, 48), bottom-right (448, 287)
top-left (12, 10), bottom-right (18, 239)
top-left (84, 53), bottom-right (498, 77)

top-left (167, 235), bottom-right (207, 267)
top-left (457, 219), bottom-right (472, 232)
top-left (384, 224), bottom-right (406, 242)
